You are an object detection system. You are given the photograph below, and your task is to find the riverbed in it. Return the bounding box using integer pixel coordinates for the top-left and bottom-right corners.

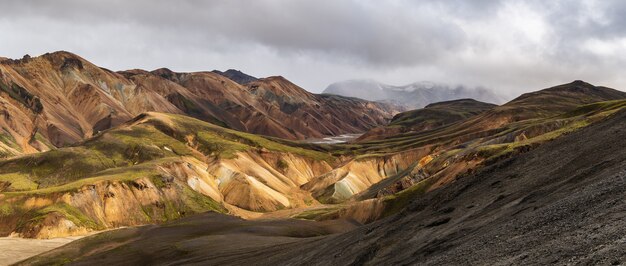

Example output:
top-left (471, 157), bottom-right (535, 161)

top-left (303, 134), bottom-right (362, 144)
top-left (0, 236), bottom-right (83, 265)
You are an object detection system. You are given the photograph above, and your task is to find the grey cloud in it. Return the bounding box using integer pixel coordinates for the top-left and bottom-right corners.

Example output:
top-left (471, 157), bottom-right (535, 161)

top-left (0, 0), bottom-right (625, 94)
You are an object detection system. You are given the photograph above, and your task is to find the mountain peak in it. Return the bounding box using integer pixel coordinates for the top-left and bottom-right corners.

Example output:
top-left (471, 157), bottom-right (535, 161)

top-left (150, 67), bottom-right (185, 83)
top-left (512, 80), bottom-right (626, 104)
top-left (212, 69), bottom-right (257, 85)
top-left (424, 98), bottom-right (493, 109)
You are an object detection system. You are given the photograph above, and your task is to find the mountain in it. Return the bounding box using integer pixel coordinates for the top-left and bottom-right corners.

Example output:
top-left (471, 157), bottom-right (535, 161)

top-left (358, 99), bottom-right (497, 141)
top-left (23, 105), bottom-right (626, 265)
top-left (3, 57), bottom-right (626, 266)
top-left (2, 80), bottom-right (625, 241)
top-left (294, 81), bottom-right (626, 204)
top-left (0, 112), bottom-right (338, 238)
top-left (211, 69), bottom-right (258, 85)
top-left (323, 79), bottom-right (507, 108)
top-left (0, 51), bottom-right (400, 158)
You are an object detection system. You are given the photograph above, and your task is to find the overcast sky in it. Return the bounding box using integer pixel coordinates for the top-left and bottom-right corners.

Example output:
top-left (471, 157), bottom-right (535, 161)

top-left (1, 0), bottom-right (626, 95)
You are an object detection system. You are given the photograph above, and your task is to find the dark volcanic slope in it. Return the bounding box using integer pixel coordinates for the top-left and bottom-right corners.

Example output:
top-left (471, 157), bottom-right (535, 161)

top-left (20, 214), bottom-right (358, 266)
top-left (212, 69), bottom-right (258, 85)
top-left (30, 107), bottom-right (626, 265)
top-left (266, 108), bottom-right (626, 265)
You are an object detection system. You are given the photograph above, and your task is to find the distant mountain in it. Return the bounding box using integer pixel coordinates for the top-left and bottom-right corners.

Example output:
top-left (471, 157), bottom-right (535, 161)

top-left (358, 80), bottom-right (626, 142)
top-left (323, 79), bottom-right (507, 108)
top-left (212, 69), bottom-right (258, 85)
top-left (358, 99), bottom-right (497, 141)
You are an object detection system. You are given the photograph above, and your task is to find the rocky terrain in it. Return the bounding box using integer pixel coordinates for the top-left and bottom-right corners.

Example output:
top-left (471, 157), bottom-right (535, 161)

top-left (211, 69), bottom-right (258, 85)
top-left (324, 79), bottom-right (507, 108)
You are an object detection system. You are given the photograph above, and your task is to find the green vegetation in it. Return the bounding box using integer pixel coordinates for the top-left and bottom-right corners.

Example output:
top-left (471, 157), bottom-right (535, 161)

top-left (0, 203), bottom-right (13, 217)
top-left (276, 158), bottom-right (289, 170)
top-left (291, 207), bottom-right (340, 220)
top-left (0, 173), bottom-right (38, 191)
top-left (163, 113), bottom-right (335, 162)
top-left (381, 177), bottom-right (436, 217)
top-left (0, 147), bottom-right (117, 189)
top-left (34, 203), bottom-right (102, 230)
top-left (195, 131), bottom-right (248, 159)
top-left (13, 162), bottom-right (160, 195)
top-left (0, 132), bottom-right (21, 152)
top-left (180, 185), bottom-right (227, 214)
top-left (0, 92), bottom-right (624, 238)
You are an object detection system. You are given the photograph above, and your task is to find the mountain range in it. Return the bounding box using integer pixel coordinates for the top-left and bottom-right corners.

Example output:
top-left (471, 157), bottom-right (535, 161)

top-left (0, 51), bottom-right (400, 158)
top-left (0, 52), bottom-right (625, 265)
top-left (323, 79), bottom-right (508, 108)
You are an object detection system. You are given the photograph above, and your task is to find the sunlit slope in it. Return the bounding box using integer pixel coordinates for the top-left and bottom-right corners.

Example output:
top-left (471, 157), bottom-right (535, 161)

top-left (0, 112), bottom-right (335, 238)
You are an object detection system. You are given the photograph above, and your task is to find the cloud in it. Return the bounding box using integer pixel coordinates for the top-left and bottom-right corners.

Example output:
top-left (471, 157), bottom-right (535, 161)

top-left (0, 0), bottom-right (625, 94)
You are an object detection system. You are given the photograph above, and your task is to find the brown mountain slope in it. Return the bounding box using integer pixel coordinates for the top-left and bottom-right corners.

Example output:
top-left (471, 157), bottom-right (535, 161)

top-left (294, 81), bottom-right (626, 205)
top-left (27, 100), bottom-right (626, 266)
top-left (151, 70), bottom-right (401, 139)
top-left (0, 52), bottom-right (399, 157)
top-left (359, 99), bottom-right (497, 141)
top-left (1, 81), bottom-right (625, 243)
top-left (356, 80), bottom-right (626, 144)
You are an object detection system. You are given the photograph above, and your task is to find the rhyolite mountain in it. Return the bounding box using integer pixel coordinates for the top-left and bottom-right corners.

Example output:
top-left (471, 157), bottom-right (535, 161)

top-left (17, 83), bottom-right (626, 265)
top-left (0, 51), bottom-right (400, 157)
top-left (2, 79), bottom-right (626, 240)
top-left (324, 79), bottom-right (507, 108)
top-left (2, 53), bottom-right (626, 265)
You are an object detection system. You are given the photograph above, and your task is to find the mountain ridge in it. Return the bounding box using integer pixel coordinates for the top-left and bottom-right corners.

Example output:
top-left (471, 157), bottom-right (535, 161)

top-left (0, 51), bottom-right (400, 158)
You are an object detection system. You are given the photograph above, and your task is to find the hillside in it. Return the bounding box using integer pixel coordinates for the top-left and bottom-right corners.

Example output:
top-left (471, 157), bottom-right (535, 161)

top-left (0, 112), bottom-right (338, 238)
top-left (323, 79), bottom-right (507, 108)
top-left (0, 51), bottom-right (400, 158)
top-left (285, 81), bottom-right (626, 206)
top-left (1, 80), bottom-right (624, 242)
top-left (23, 106), bottom-right (626, 265)
top-left (358, 99), bottom-right (497, 141)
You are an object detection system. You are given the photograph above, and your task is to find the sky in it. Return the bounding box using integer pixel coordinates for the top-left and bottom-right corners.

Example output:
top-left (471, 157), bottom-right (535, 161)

top-left (1, 0), bottom-right (626, 95)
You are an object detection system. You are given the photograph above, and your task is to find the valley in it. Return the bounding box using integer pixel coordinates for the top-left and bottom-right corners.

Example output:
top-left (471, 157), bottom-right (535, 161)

top-left (0, 52), bottom-right (625, 265)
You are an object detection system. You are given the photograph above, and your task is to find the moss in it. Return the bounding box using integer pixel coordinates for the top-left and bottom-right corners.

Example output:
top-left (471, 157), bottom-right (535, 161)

top-left (276, 158), bottom-right (289, 170)
top-left (180, 185), bottom-right (227, 214)
top-left (0, 173), bottom-right (38, 191)
top-left (164, 113), bottom-right (335, 162)
top-left (29, 203), bottom-right (102, 230)
top-left (0, 203), bottom-right (14, 217)
top-left (195, 131), bottom-right (248, 159)
top-left (33, 132), bottom-right (54, 149)
top-left (381, 177), bottom-right (436, 217)
top-left (0, 147), bottom-right (117, 189)
top-left (8, 161), bottom-right (163, 195)
top-left (291, 207), bottom-right (339, 220)
top-left (0, 132), bottom-right (21, 152)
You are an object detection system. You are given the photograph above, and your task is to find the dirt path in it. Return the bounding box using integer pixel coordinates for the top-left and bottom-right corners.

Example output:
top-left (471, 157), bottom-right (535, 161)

top-left (0, 236), bottom-right (83, 265)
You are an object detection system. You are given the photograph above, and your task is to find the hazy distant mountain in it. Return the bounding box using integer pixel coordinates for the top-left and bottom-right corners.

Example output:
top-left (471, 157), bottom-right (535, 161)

top-left (212, 69), bottom-right (258, 85)
top-left (323, 79), bottom-right (507, 108)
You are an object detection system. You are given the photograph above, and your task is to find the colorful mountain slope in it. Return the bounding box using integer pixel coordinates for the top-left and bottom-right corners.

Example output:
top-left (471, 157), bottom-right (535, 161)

top-left (0, 51), bottom-right (400, 158)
